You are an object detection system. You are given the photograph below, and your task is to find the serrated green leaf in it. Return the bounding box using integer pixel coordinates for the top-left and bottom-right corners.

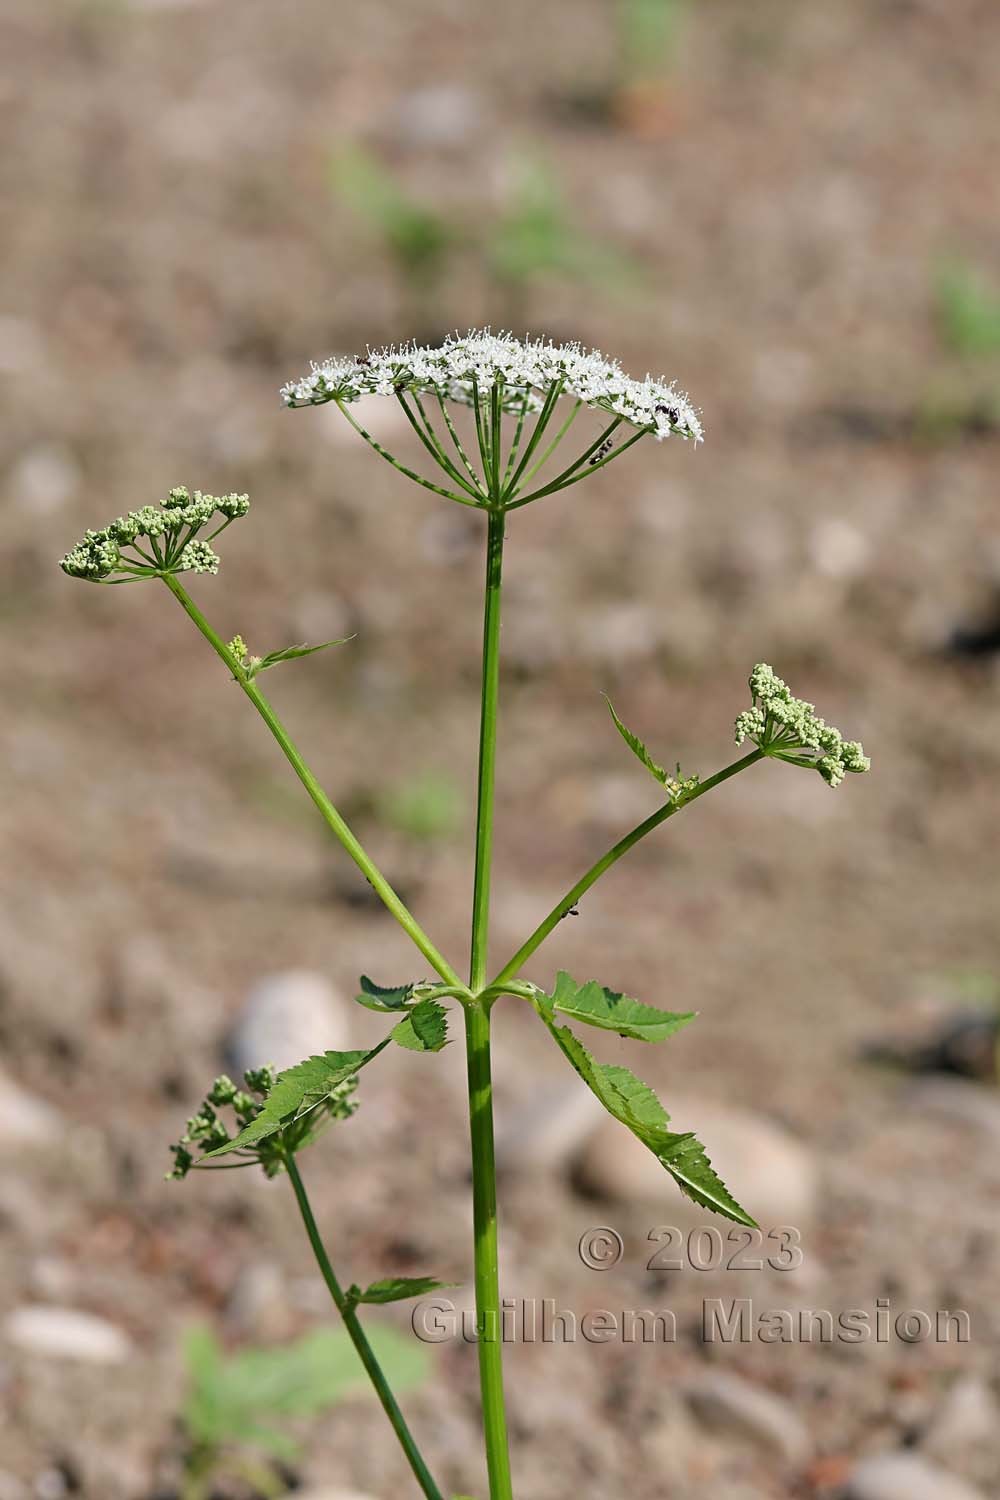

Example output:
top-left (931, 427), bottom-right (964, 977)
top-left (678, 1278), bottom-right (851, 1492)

top-left (355, 975), bottom-right (415, 1012)
top-left (203, 1045), bottom-right (387, 1158)
top-left (392, 998), bottom-right (449, 1053)
top-left (538, 1011), bottom-right (755, 1226)
top-left (549, 1027), bottom-right (669, 1136)
top-left (348, 1276), bottom-right (454, 1306)
top-left (605, 697), bottom-right (670, 787)
top-left (250, 638), bottom-right (352, 676)
top-left (546, 970), bottom-right (695, 1042)
top-left (654, 1130), bottom-right (754, 1222)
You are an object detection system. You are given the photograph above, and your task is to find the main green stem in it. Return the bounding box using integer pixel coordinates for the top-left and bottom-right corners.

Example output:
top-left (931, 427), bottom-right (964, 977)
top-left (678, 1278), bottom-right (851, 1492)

top-left (160, 574), bottom-right (462, 990)
top-left (466, 508), bottom-right (514, 1500)
top-left (470, 512), bottom-right (505, 987)
top-left (284, 1154), bottom-right (444, 1500)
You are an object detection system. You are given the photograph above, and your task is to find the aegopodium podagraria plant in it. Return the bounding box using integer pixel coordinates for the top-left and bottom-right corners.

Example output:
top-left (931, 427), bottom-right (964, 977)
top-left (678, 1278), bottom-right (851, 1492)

top-left (61, 330), bottom-right (869, 1500)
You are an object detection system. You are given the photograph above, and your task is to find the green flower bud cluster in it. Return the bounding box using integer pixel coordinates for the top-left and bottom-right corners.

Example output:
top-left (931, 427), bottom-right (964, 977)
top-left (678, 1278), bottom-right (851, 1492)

top-left (167, 1064), bottom-right (360, 1181)
top-left (60, 529), bottom-right (120, 582)
top-left (59, 487), bottom-right (249, 583)
top-left (663, 766), bottom-right (700, 803)
top-left (167, 1070), bottom-right (265, 1180)
top-left (227, 635), bottom-right (264, 676)
top-left (243, 1065), bottom-right (278, 1095)
top-left (735, 663), bottom-right (870, 788)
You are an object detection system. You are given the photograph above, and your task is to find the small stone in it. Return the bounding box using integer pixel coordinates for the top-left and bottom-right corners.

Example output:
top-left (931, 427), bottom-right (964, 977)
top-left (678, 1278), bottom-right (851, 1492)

top-left (920, 1376), bottom-right (997, 1462)
top-left (575, 1096), bottom-right (817, 1227)
top-left (846, 1452), bottom-right (986, 1500)
top-left (225, 1261), bottom-right (289, 1339)
top-left (391, 84), bottom-right (482, 147)
top-left (496, 1081), bottom-right (606, 1173)
top-left (224, 971), bottom-right (350, 1078)
top-left (4, 1306), bottom-right (132, 1364)
top-left (686, 1371), bottom-right (811, 1464)
top-left (9, 444), bottom-right (79, 517)
top-left (0, 1070), bottom-right (62, 1148)
top-left (808, 517), bottom-right (871, 580)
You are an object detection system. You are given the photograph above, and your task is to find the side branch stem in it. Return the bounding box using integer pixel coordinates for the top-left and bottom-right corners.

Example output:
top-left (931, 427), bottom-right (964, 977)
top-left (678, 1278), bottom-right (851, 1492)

top-left (489, 749), bottom-right (765, 987)
top-left (160, 575), bottom-right (463, 989)
top-left (284, 1154), bottom-right (444, 1500)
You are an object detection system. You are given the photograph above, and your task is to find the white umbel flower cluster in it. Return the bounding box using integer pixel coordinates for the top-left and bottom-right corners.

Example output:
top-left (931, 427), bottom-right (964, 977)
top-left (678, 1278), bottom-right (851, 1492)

top-left (281, 330), bottom-right (702, 444)
top-left (735, 663), bottom-right (870, 788)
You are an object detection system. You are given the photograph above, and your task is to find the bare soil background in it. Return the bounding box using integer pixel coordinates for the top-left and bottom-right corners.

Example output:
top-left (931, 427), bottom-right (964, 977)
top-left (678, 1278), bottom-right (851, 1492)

top-left (2, 2), bottom-right (1000, 1497)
